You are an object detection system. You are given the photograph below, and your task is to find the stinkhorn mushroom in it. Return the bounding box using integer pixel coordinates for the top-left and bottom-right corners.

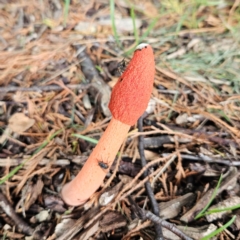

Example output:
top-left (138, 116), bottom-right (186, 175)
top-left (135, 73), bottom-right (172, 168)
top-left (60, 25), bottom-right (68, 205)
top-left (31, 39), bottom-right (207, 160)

top-left (61, 43), bottom-right (155, 206)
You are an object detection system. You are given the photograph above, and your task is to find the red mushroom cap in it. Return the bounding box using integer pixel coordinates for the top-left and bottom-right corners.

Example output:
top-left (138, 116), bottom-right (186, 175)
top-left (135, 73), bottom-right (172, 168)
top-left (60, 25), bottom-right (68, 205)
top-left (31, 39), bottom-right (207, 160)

top-left (109, 43), bottom-right (155, 125)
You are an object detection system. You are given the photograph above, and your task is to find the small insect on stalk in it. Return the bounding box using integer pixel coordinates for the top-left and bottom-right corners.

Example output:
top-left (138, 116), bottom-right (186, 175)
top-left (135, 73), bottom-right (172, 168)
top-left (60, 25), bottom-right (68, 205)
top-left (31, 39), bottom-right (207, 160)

top-left (97, 158), bottom-right (109, 170)
top-left (117, 58), bottom-right (127, 75)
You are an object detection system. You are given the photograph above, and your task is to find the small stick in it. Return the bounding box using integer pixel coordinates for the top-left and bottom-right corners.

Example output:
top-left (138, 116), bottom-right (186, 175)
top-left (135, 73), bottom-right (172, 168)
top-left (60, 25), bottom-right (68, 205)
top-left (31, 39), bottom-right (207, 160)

top-left (138, 116), bottom-right (164, 240)
top-left (162, 153), bottom-right (240, 166)
top-left (0, 83), bottom-right (90, 93)
top-left (0, 192), bottom-right (35, 236)
top-left (128, 196), bottom-right (193, 240)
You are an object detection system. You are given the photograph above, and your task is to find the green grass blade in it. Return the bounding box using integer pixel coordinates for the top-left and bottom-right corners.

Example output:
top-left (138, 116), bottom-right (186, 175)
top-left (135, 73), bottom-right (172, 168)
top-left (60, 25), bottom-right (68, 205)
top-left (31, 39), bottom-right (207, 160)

top-left (2, 232), bottom-right (7, 240)
top-left (33, 129), bottom-right (63, 154)
top-left (205, 204), bottom-right (240, 215)
top-left (110, 0), bottom-right (122, 48)
top-left (124, 16), bottom-right (159, 56)
top-left (139, 16), bottom-right (159, 42)
top-left (72, 133), bottom-right (98, 145)
top-left (63, 0), bottom-right (70, 27)
top-left (0, 158), bottom-right (29, 185)
top-left (195, 174), bottom-right (223, 219)
top-left (130, 6), bottom-right (139, 44)
top-left (201, 215), bottom-right (236, 240)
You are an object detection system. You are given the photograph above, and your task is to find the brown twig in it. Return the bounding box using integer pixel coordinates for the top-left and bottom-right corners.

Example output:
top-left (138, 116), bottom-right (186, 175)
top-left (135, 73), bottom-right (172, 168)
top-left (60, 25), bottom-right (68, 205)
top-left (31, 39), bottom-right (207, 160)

top-left (162, 153), bottom-right (240, 166)
top-left (0, 191), bottom-right (35, 236)
top-left (0, 83), bottom-right (90, 93)
top-left (138, 116), bottom-right (164, 240)
top-left (144, 121), bottom-right (239, 149)
top-left (128, 196), bottom-right (193, 240)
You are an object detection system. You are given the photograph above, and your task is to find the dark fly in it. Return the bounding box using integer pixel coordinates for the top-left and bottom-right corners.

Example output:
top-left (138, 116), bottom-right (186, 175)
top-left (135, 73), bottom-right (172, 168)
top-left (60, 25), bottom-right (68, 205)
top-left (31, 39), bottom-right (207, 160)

top-left (97, 159), bottom-right (109, 170)
top-left (117, 58), bottom-right (127, 75)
